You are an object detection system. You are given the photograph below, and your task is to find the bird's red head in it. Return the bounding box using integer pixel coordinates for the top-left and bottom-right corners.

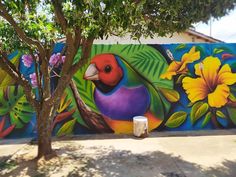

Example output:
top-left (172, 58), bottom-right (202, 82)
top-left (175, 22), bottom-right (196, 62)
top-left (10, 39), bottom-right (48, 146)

top-left (84, 54), bottom-right (123, 86)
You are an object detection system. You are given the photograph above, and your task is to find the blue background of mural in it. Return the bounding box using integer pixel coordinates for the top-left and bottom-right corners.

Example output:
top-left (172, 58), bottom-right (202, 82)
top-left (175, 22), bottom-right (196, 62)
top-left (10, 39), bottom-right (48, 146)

top-left (1, 43), bottom-right (236, 139)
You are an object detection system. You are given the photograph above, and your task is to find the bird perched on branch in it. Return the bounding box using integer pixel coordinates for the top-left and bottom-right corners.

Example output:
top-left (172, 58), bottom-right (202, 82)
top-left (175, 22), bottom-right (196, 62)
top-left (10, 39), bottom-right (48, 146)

top-left (84, 54), bottom-right (164, 133)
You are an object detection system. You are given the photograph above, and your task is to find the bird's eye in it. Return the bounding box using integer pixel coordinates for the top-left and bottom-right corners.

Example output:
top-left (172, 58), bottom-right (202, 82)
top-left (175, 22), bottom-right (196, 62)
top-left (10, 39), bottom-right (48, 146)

top-left (104, 65), bottom-right (112, 73)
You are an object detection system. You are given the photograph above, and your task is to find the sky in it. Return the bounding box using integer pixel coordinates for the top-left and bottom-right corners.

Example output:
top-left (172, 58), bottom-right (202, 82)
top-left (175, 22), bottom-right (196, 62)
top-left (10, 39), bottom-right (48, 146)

top-left (194, 8), bottom-right (236, 43)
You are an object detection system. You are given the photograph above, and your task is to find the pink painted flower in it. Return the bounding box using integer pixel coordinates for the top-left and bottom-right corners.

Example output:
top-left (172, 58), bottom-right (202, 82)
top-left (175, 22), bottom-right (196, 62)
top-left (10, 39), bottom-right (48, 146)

top-left (22, 55), bottom-right (33, 68)
top-left (49, 53), bottom-right (66, 67)
top-left (30, 73), bottom-right (38, 88)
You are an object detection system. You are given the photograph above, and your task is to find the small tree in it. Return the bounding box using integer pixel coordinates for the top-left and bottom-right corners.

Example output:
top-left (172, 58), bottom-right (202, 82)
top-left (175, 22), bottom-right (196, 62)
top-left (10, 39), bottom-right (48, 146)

top-left (0, 0), bottom-right (235, 159)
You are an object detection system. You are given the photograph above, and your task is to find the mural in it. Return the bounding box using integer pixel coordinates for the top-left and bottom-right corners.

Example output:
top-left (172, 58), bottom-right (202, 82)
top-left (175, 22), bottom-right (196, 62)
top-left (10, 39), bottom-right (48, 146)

top-left (1, 43), bottom-right (236, 139)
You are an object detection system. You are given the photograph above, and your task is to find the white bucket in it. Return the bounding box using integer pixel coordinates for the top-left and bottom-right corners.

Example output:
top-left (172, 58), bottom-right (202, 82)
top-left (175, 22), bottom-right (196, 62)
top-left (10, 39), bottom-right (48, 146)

top-left (133, 116), bottom-right (148, 137)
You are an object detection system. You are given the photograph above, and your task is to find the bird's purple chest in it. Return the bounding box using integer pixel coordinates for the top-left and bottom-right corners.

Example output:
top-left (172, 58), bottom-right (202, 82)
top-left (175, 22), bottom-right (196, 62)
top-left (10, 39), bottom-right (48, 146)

top-left (94, 86), bottom-right (150, 120)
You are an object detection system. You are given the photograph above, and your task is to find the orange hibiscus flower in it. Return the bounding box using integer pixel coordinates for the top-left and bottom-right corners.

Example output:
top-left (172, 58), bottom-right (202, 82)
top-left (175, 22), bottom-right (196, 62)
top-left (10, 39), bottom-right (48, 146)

top-left (160, 46), bottom-right (200, 80)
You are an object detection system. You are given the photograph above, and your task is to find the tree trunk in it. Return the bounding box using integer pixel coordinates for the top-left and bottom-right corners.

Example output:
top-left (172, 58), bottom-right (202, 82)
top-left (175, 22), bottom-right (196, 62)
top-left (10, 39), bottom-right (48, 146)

top-left (36, 103), bottom-right (55, 159)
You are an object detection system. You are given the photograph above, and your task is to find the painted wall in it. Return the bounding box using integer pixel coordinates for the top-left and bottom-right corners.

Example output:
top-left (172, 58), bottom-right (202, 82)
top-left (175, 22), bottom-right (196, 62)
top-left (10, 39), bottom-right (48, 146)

top-left (1, 43), bottom-right (236, 139)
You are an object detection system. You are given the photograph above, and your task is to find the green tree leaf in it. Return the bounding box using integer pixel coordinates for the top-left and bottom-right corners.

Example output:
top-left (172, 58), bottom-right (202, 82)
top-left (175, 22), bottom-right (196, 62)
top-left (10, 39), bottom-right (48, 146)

top-left (165, 111), bottom-right (187, 128)
top-left (201, 112), bottom-right (212, 128)
top-left (57, 119), bottom-right (76, 137)
top-left (190, 102), bottom-right (209, 125)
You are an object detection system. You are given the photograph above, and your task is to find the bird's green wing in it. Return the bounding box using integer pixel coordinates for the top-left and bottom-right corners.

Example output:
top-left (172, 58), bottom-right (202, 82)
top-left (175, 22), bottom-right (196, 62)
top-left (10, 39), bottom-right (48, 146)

top-left (120, 59), bottom-right (170, 120)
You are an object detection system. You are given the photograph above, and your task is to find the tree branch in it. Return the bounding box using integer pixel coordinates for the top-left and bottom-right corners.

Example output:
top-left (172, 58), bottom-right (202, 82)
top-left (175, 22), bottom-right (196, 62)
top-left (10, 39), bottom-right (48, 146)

top-left (70, 38), bottom-right (94, 75)
top-left (0, 3), bottom-right (45, 55)
top-left (0, 55), bottom-right (39, 109)
top-left (51, 0), bottom-right (68, 33)
top-left (74, 27), bottom-right (82, 49)
top-left (30, 50), bottom-right (43, 102)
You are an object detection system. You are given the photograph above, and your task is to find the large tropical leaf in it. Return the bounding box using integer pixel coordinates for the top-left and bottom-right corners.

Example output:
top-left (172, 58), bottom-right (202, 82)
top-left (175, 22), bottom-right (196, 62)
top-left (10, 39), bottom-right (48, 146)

top-left (73, 44), bottom-right (173, 120)
top-left (0, 86), bottom-right (35, 128)
top-left (0, 116), bottom-right (15, 138)
top-left (0, 51), bottom-right (21, 87)
top-left (226, 107), bottom-right (236, 125)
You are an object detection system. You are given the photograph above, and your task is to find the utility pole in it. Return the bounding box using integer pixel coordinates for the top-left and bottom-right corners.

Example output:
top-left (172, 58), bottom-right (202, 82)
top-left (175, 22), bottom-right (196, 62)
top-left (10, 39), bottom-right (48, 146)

top-left (209, 16), bottom-right (212, 37)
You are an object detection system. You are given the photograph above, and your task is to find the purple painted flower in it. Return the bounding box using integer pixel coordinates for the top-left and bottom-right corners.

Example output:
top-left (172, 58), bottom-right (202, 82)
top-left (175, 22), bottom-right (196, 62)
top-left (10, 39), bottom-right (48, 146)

top-left (22, 55), bottom-right (33, 68)
top-left (49, 53), bottom-right (66, 67)
top-left (30, 73), bottom-right (38, 88)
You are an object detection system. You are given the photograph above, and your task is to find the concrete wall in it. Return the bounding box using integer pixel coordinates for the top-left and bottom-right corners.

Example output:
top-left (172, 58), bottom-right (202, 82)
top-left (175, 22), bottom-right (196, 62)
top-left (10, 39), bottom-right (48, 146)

top-left (0, 43), bottom-right (236, 139)
top-left (94, 32), bottom-right (212, 44)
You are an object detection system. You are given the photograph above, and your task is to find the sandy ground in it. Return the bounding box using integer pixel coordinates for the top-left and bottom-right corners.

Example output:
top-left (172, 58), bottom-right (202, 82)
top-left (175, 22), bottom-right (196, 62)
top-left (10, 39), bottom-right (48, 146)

top-left (1, 130), bottom-right (236, 177)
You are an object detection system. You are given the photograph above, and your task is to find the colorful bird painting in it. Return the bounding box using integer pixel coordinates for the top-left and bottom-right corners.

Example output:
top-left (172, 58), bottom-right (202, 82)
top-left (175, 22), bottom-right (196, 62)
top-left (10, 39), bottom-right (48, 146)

top-left (84, 54), bottom-right (164, 133)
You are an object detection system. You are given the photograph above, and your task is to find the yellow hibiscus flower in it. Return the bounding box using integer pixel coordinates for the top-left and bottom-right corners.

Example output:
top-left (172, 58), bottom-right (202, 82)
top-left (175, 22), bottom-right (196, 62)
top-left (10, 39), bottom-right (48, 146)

top-left (160, 46), bottom-right (200, 80)
top-left (182, 56), bottom-right (236, 108)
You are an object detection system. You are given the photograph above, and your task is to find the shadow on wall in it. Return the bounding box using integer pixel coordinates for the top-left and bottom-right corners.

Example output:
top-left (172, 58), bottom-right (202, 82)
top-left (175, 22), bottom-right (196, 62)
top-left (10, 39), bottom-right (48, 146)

top-left (1, 144), bottom-right (236, 177)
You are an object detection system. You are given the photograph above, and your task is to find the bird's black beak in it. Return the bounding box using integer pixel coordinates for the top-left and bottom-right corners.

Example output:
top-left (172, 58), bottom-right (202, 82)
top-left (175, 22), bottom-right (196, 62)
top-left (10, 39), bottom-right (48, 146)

top-left (84, 63), bottom-right (99, 80)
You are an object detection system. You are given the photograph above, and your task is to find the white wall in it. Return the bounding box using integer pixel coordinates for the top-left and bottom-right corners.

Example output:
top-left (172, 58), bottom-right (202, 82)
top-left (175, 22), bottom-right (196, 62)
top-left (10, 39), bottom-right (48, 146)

top-left (94, 32), bottom-right (209, 44)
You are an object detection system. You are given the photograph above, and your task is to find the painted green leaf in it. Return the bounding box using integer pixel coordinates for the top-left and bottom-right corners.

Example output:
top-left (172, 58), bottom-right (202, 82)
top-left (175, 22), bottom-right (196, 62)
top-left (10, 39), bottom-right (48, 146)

top-left (187, 102), bottom-right (194, 107)
top-left (201, 112), bottom-right (211, 128)
top-left (229, 92), bottom-right (236, 102)
top-left (226, 107), bottom-right (236, 125)
top-left (57, 118), bottom-right (76, 136)
top-left (190, 102), bottom-right (209, 124)
top-left (73, 44), bottom-right (173, 121)
top-left (175, 44), bottom-right (186, 51)
top-left (213, 47), bottom-right (233, 54)
top-left (165, 111), bottom-right (187, 128)
top-left (213, 48), bottom-right (224, 54)
top-left (196, 46), bottom-right (206, 57)
top-left (0, 51), bottom-right (20, 87)
top-left (0, 86), bottom-right (35, 128)
top-left (176, 74), bottom-right (186, 84)
top-left (158, 87), bottom-right (180, 102)
top-left (216, 110), bottom-right (226, 119)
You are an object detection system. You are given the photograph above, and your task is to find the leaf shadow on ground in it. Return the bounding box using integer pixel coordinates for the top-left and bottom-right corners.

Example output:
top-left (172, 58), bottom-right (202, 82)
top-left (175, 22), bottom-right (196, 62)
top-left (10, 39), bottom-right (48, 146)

top-left (1, 143), bottom-right (236, 177)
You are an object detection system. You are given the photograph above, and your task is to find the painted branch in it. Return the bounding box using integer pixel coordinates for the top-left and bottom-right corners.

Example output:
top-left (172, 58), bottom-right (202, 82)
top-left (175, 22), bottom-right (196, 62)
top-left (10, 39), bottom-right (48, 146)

top-left (69, 79), bottom-right (113, 133)
top-left (211, 110), bottom-right (224, 129)
top-left (227, 101), bottom-right (236, 108)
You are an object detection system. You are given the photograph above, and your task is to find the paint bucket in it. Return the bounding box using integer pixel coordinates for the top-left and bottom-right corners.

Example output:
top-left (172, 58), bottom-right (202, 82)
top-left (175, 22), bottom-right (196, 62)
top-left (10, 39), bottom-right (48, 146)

top-left (133, 116), bottom-right (148, 138)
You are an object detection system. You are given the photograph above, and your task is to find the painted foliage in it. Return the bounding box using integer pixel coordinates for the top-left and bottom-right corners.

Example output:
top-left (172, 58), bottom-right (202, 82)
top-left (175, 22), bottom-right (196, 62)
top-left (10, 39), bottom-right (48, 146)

top-left (1, 43), bottom-right (236, 139)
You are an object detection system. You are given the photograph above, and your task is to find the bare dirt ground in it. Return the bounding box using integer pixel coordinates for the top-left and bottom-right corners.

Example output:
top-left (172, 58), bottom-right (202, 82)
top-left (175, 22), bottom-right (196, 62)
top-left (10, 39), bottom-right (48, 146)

top-left (1, 130), bottom-right (236, 177)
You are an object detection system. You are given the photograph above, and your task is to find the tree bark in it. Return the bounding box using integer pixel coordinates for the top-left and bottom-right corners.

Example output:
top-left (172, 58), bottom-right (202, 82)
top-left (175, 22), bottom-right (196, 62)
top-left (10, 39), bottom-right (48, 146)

top-left (36, 103), bottom-right (55, 159)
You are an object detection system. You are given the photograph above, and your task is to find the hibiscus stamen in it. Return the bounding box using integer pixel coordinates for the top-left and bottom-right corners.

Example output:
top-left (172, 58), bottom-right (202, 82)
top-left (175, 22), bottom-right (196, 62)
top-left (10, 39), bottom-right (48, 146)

top-left (199, 62), bottom-right (214, 92)
top-left (166, 49), bottom-right (179, 64)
